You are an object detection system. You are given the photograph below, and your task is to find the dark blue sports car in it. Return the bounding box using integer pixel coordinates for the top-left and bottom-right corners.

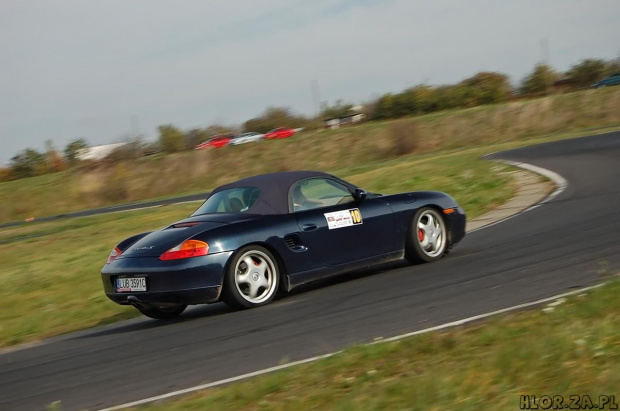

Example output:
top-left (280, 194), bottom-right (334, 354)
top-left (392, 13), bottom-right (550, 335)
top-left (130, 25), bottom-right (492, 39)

top-left (101, 171), bottom-right (466, 318)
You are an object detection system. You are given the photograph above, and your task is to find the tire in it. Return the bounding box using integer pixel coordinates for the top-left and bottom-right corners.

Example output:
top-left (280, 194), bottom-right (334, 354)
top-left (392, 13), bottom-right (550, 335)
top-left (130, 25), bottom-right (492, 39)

top-left (405, 207), bottom-right (448, 264)
top-left (221, 245), bottom-right (280, 309)
top-left (136, 304), bottom-right (187, 320)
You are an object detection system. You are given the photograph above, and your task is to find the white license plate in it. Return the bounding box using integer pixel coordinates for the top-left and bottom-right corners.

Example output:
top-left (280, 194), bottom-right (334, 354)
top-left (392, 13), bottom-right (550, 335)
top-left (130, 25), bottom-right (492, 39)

top-left (116, 277), bottom-right (147, 292)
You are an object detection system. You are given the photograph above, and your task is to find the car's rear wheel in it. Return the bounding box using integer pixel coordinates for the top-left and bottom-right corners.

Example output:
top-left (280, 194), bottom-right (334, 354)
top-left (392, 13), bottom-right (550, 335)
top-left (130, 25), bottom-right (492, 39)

top-left (222, 245), bottom-right (280, 309)
top-left (136, 304), bottom-right (187, 320)
top-left (405, 207), bottom-right (447, 264)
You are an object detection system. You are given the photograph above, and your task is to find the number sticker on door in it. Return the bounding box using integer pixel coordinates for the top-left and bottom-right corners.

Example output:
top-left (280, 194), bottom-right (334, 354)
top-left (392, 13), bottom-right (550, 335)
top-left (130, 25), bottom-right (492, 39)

top-left (324, 208), bottom-right (363, 230)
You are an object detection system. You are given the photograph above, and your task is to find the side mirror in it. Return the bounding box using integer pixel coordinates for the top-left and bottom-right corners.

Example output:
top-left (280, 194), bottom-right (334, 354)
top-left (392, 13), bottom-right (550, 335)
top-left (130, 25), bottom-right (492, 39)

top-left (353, 188), bottom-right (367, 202)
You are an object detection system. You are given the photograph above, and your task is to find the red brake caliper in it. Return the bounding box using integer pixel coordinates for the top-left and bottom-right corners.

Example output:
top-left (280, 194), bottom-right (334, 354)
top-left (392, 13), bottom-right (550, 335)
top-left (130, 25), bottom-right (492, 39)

top-left (418, 229), bottom-right (424, 242)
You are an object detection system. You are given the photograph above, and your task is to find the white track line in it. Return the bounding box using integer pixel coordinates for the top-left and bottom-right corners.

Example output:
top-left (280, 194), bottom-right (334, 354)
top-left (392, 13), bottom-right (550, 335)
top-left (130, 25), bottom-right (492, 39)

top-left (374, 283), bottom-right (602, 343)
top-left (100, 353), bottom-right (340, 410)
top-left (101, 283), bottom-right (604, 410)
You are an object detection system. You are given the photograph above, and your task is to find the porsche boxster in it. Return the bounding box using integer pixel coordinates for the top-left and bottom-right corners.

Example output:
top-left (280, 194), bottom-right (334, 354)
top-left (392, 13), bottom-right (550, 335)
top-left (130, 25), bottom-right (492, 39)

top-left (101, 171), bottom-right (466, 318)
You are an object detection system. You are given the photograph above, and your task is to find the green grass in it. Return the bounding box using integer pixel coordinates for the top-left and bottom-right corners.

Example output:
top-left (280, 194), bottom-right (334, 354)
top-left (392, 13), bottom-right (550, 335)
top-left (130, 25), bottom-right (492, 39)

top-left (0, 203), bottom-right (200, 346)
top-left (0, 147), bottom-right (518, 347)
top-left (134, 279), bottom-right (620, 410)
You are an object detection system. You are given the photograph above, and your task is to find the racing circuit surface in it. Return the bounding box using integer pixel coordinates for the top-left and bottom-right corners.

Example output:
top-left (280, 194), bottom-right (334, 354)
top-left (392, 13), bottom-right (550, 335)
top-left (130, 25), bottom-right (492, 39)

top-left (1, 132), bottom-right (619, 411)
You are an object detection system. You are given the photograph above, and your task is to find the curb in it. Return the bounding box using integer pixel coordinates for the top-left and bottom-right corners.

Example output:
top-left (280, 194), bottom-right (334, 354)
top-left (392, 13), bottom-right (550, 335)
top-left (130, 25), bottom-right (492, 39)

top-left (466, 162), bottom-right (560, 233)
top-left (496, 159), bottom-right (568, 205)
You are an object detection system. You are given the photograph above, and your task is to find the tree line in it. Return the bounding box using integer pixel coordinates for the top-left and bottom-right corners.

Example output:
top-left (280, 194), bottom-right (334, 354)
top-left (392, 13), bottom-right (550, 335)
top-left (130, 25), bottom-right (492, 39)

top-left (371, 59), bottom-right (618, 120)
top-left (2, 57), bottom-right (618, 182)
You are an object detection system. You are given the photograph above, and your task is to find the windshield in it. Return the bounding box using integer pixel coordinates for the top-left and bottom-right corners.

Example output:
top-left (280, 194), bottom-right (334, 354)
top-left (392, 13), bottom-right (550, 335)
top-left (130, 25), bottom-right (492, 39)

top-left (191, 187), bottom-right (261, 215)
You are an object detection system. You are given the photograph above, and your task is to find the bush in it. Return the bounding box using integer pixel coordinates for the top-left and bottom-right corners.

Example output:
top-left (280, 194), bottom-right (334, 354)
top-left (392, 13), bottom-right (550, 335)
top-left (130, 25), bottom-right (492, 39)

top-left (158, 125), bottom-right (186, 153)
top-left (387, 121), bottom-right (421, 157)
top-left (0, 167), bottom-right (12, 182)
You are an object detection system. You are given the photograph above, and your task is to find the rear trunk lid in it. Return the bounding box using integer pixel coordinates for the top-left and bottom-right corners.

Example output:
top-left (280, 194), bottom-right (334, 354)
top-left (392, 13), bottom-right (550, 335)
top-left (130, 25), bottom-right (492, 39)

top-left (118, 213), bottom-right (260, 258)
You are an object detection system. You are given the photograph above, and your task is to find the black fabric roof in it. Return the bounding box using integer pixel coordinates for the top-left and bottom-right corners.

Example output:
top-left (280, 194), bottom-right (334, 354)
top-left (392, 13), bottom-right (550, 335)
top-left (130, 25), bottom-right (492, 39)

top-left (209, 170), bottom-right (346, 215)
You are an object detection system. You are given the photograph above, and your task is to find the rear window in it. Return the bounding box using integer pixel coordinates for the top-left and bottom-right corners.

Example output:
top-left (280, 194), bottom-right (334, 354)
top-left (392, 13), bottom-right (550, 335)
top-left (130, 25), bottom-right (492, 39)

top-left (191, 187), bottom-right (261, 215)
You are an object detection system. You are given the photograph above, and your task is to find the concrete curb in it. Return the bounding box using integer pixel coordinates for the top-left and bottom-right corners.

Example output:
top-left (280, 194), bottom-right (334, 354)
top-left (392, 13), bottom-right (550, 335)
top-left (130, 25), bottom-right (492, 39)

top-left (497, 159), bottom-right (568, 205)
top-left (466, 165), bottom-right (555, 232)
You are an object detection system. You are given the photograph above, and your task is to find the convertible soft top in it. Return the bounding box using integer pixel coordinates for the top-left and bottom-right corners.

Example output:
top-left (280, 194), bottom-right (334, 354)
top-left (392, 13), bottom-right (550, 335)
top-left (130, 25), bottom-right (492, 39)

top-left (210, 170), bottom-right (343, 215)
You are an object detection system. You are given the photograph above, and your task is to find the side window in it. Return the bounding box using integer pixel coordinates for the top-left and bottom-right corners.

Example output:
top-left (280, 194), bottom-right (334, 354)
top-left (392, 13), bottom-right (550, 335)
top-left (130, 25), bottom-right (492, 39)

top-left (291, 178), bottom-right (354, 212)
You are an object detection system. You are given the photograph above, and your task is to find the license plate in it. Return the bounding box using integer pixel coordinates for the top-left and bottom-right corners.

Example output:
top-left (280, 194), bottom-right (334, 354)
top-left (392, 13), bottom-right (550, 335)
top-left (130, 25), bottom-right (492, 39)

top-left (116, 277), bottom-right (147, 292)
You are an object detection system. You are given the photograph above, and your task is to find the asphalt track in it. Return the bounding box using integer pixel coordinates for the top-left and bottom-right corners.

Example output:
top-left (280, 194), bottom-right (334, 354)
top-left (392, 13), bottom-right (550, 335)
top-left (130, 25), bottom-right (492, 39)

top-left (1, 132), bottom-right (619, 411)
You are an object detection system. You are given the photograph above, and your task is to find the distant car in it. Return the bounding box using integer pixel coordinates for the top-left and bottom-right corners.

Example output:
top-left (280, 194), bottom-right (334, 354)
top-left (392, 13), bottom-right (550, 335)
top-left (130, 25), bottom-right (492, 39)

top-left (228, 132), bottom-right (265, 146)
top-left (101, 170), bottom-right (466, 318)
top-left (195, 135), bottom-right (234, 149)
top-left (592, 73), bottom-right (620, 88)
top-left (264, 127), bottom-right (295, 140)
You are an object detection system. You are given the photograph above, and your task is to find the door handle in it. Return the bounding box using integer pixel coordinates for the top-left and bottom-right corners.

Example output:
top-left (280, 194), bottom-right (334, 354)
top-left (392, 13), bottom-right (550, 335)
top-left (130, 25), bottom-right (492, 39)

top-left (301, 223), bottom-right (318, 232)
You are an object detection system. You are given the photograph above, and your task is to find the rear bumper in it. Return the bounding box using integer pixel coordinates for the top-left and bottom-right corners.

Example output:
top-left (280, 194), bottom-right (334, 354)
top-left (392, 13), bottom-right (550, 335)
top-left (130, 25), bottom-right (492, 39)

top-left (101, 251), bottom-right (233, 305)
top-left (107, 286), bottom-right (221, 306)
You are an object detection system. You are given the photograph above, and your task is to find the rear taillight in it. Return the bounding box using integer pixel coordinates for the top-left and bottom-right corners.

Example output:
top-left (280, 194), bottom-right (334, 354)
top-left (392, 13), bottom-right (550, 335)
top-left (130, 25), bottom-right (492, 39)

top-left (106, 247), bottom-right (122, 264)
top-left (160, 240), bottom-right (209, 261)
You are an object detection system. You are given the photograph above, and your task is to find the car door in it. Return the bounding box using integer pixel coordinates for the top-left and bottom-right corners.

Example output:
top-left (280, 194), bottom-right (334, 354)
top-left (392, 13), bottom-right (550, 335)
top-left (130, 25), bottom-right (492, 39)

top-left (292, 177), bottom-right (395, 266)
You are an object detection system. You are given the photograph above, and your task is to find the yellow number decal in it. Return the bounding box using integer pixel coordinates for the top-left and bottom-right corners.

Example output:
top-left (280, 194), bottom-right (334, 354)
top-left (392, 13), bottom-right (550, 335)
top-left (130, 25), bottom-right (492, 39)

top-left (350, 209), bottom-right (362, 224)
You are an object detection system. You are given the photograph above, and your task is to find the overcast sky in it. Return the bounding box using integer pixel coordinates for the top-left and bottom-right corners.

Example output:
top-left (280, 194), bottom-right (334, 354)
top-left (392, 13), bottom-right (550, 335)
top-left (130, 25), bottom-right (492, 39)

top-left (1, 0), bottom-right (619, 165)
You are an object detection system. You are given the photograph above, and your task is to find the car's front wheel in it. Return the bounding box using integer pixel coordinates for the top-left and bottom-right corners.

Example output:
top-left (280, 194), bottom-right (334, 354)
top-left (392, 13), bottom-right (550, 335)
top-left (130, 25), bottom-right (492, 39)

top-left (405, 207), bottom-right (447, 264)
top-left (222, 245), bottom-right (280, 309)
top-left (136, 304), bottom-right (187, 320)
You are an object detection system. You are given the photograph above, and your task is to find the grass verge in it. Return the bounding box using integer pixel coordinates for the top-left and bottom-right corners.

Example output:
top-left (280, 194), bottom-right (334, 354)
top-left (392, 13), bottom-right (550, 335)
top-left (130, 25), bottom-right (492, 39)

top-left (134, 279), bottom-right (619, 410)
